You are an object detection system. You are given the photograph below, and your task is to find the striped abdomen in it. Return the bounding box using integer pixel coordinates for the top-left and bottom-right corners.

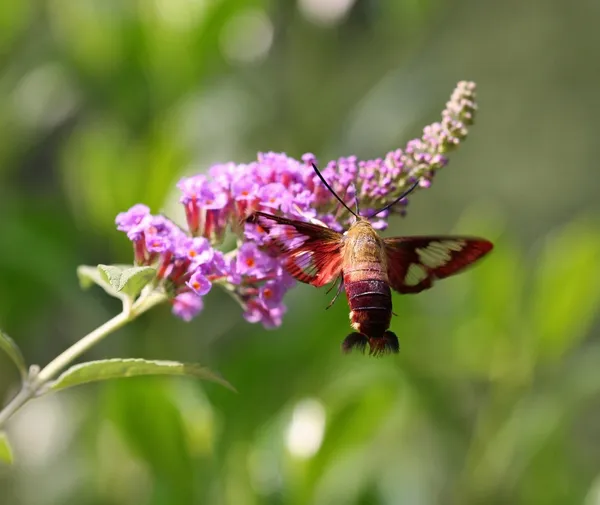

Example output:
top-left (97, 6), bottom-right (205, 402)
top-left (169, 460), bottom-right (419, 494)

top-left (344, 262), bottom-right (392, 339)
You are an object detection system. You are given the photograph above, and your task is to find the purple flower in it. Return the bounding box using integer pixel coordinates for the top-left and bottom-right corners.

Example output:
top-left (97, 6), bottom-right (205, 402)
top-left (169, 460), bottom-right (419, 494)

top-left (209, 162), bottom-right (237, 188)
top-left (200, 184), bottom-right (229, 210)
top-left (210, 250), bottom-right (228, 275)
top-left (222, 255), bottom-right (242, 285)
top-left (232, 178), bottom-right (259, 201)
top-left (115, 204), bottom-right (151, 237)
top-left (144, 215), bottom-right (181, 253)
top-left (257, 183), bottom-right (290, 211)
top-left (177, 175), bottom-right (206, 236)
top-left (236, 243), bottom-right (272, 277)
top-left (115, 81), bottom-right (478, 327)
top-left (243, 300), bottom-right (264, 324)
top-left (243, 299), bottom-right (286, 329)
top-left (172, 292), bottom-right (204, 322)
top-left (276, 266), bottom-right (297, 290)
top-left (232, 177), bottom-right (259, 219)
top-left (177, 175), bottom-right (207, 204)
top-left (187, 270), bottom-right (212, 296)
top-left (244, 222), bottom-right (270, 246)
top-left (180, 237), bottom-right (214, 268)
top-left (259, 281), bottom-right (285, 309)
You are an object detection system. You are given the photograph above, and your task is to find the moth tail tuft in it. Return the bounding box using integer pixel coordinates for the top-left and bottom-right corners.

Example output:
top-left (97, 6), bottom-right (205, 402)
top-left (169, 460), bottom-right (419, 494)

top-left (341, 332), bottom-right (368, 354)
top-left (367, 332), bottom-right (400, 356)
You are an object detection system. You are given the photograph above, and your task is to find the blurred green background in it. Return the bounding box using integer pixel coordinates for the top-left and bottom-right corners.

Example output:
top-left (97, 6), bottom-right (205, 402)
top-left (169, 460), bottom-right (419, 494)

top-left (2, 0), bottom-right (600, 504)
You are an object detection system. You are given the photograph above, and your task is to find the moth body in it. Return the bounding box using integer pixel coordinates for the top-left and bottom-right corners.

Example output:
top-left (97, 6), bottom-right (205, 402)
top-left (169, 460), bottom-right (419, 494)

top-left (248, 209), bottom-right (493, 357)
top-left (341, 220), bottom-right (398, 354)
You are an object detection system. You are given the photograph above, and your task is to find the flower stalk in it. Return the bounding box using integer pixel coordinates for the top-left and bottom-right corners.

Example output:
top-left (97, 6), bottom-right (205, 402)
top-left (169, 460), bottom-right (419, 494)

top-left (0, 290), bottom-right (168, 429)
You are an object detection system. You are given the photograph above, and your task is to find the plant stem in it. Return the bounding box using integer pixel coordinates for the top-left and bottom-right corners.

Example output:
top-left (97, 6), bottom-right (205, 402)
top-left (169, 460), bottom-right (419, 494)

top-left (0, 388), bottom-right (33, 428)
top-left (0, 291), bottom-right (167, 429)
top-left (33, 311), bottom-right (131, 387)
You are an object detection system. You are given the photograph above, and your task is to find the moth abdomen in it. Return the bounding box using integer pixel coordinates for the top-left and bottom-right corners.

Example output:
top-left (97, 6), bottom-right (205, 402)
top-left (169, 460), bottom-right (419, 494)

top-left (344, 267), bottom-right (393, 351)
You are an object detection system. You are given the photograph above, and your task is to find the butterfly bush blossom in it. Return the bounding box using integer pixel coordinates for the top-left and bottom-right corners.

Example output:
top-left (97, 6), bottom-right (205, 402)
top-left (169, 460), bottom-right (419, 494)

top-left (115, 81), bottom-right (477, 328)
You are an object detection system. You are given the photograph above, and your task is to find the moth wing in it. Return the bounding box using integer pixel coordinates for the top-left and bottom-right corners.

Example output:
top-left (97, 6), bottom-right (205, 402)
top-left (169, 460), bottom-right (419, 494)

top-left (384, 236), bottom-right (493, 294)
top-left (248, 211), bottom-right (344, 287)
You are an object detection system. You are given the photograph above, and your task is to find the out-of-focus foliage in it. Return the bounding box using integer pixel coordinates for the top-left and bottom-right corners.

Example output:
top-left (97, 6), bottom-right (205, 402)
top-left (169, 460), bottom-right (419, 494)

top-left (1, 0), bottom-right (600, 504)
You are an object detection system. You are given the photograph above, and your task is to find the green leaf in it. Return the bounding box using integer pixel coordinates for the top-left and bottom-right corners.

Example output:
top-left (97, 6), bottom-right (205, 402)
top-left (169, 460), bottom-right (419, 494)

top-left (48, 358), bottom-right (236, 392)
top-left (98, 264), bottom-right (156, 298)
top-left (97, 264), bottom-right (126, 288)
top-left (77, 264), bottom-right (123, 300)
top-left (116, 266), bottom-right (156, 297)
top-left (0, 432), bottom-right (14, 465)
top-left (0, 330), bottom-right (27, 381)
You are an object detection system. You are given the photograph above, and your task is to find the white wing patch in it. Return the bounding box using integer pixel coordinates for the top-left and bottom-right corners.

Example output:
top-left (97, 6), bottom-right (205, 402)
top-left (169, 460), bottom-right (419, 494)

top-left (405, 263), bottom-right (428, 286)
top-left (416, 240), bottom-right (465, 269)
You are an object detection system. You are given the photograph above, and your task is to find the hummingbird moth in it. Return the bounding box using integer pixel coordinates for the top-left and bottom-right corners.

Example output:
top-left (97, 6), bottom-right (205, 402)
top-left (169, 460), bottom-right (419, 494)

top-left (247, 164), bottom-right (493, 356)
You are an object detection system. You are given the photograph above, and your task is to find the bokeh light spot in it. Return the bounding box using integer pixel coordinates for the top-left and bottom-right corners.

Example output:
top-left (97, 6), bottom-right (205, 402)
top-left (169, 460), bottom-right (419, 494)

top-left (220, 9), bottom-right (273, 64)
top-left (298, 0), bottom-right (356, 26)
top-left (285, 398), bottom-right (326, 459)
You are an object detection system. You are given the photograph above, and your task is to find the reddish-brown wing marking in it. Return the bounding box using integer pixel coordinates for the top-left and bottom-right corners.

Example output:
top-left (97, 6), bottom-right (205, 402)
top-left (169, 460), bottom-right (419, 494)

top-left (248, 211), bottom-right (344, 287)
top-left (384, 237), bottom-right (493, 294)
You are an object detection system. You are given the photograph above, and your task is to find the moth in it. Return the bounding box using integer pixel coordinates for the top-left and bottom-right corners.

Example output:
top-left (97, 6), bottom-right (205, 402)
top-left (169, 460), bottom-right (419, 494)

top-left (247, 164), bottom-right (493, 356)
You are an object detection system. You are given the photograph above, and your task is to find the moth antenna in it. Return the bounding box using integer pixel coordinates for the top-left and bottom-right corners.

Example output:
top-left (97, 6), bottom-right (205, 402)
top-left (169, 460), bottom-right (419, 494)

top-left (367, 180), bottom-right (420, 219)
top-left (311, 163), bottom-right (358, 218)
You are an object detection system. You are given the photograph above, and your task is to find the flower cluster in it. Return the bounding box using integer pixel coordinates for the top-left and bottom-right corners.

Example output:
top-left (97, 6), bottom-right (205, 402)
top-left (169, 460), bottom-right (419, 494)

top-left (115, 82), bottom-right (477, 328)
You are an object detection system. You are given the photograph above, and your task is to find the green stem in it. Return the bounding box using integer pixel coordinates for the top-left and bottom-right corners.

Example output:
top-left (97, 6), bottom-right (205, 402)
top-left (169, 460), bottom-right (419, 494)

top-left (0, 388), bottom-right (32, 429)
top-left (33, 310), bottom-right (131, 386)
top-left (0, 291), bottom-right (167, 429)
